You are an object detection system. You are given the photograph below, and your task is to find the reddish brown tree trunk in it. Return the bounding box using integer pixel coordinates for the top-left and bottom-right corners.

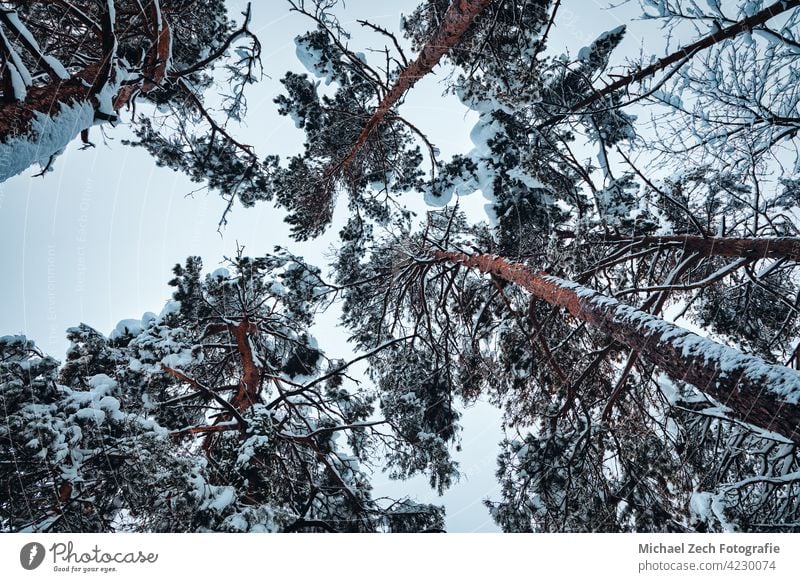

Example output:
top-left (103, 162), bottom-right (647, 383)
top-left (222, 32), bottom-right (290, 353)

top-left (185, 320), bottom-right (262, 452)
top-left (337, 0), bottom-right (492, 172)
top-left (230, 320), bottom-right (263, 412)
top-left (433, 250), bottom-right (800, 442)
top-left (558, 232), bottom-right (800, 262)
top-left (142, 1), bottom-right (171, 92)
top-left (610, 235), bottom-right (800, 262)
top-left (0, 65), bottom-right (100, 134)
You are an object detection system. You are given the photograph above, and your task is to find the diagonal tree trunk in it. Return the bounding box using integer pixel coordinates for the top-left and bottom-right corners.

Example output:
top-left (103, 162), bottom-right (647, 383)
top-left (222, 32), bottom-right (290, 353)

top-left (619, 235), bottom-right (800, 261)
top-left (229, 320), bottom-right (263, 413)
top-left (335, 0), bottom-right (492, 174)
top-left (563, 233), bottom-right (800, 262)
top-left (0, 2), bottom-right (137, 182)
top-left (433, 249), bottom-right (800, 443)
top-left (0, 1), bottom-right (255, 183)
top-left (538, 0), bottom-right (800, 129)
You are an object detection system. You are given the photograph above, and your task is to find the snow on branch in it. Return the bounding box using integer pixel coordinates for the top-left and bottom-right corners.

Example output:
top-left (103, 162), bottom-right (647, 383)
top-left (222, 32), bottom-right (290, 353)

top-left (0, 9), bottom-right (70, 82)
top-left (434, 250), bottom-right (800, 443)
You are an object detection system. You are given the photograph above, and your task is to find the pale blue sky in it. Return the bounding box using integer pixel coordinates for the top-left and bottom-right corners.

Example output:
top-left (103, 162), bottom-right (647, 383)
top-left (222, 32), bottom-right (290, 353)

top-left (0, 0), bottom-right (654, 531)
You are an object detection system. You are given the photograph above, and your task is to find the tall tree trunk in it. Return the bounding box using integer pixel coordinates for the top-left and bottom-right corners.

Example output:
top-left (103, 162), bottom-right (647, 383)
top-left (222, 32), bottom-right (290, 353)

top-left (0, 2), bottom-right (146, 182)
top-left (230, 320), bottom-right (263, 412)
top-left (433, 249), bottom-right (800, 443)
top-left (538, 0), bottom-right (800, 129)
top-left (336, 0), bottom-right (492, 173)
top-left (0, 64), bottom-right (108, 182)
top-left (571, 234), bottom-right (800, 262)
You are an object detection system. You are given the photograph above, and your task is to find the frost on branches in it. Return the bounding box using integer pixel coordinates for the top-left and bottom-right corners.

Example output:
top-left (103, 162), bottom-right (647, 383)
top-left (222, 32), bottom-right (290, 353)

top-left (0, 253), bottom-right (443, 532)
top-left (0, 0), bottom-right (262, 198)
top-left (5, 0), bottom-right (800, 533)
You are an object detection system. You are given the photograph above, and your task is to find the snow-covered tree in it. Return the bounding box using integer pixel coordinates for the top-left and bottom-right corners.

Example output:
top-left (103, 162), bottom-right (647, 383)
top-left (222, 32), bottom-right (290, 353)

top-left (1, 252), bottom-right (444, 532)
top-left (6, 0), bottom-right (800, 534)
top-left (0, 0), bottom-right (262, 192)
top-left (333, 208), bottom-right (800, 531)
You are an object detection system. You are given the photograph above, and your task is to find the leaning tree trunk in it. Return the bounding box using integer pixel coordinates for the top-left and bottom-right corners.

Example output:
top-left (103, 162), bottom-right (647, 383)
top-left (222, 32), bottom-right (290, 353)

top-left (0, 1), bottom-right (181, 182)
top-left (433, 250), bottom-right (800, 443)
top-left (0, 62), bottom-right (107, 181)
top-left (591, 234), bottom-right (800, 262)
top-left (538, 0), bottom-right (800, 129)
top-left (0, 2), bottom-right (162, 182)
top-left (336, 0), bottom-right (492, 172)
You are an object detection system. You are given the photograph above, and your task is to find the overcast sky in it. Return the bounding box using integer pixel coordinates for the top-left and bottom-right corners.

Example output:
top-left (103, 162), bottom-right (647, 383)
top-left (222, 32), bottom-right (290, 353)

top-left (0, 0), bottom-right (662, 531)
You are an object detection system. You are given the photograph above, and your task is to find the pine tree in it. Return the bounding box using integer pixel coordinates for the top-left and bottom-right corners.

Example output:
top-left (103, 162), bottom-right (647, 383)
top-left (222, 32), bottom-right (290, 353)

top-left (0, 0), bottom-right (262, 192)
top-left (1, 252), bottom-right (445, 532)
top-left (335, 207), bottom-right (800, 531)
top-left (6, 0), bottom-right (800, 534)
top-left (215, 0), bottom-right (800, 531)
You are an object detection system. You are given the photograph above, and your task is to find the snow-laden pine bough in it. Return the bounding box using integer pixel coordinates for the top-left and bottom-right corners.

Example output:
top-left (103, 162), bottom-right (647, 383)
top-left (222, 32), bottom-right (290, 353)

top-left (536, 0), bottom-right (800, 130)
top-left (332, 0), bottom-right (493, 175)
top-left (432, 250), bottom-right (800, 444)
top-left (0, 1), bottom-right (260, 182)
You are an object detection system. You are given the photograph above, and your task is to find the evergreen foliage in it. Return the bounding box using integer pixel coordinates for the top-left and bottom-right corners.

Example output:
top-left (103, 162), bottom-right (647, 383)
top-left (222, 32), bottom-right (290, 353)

top-left (1, 254), bottom-right (444, 532)
top-left (5, 0), bottom-right (800, 533)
